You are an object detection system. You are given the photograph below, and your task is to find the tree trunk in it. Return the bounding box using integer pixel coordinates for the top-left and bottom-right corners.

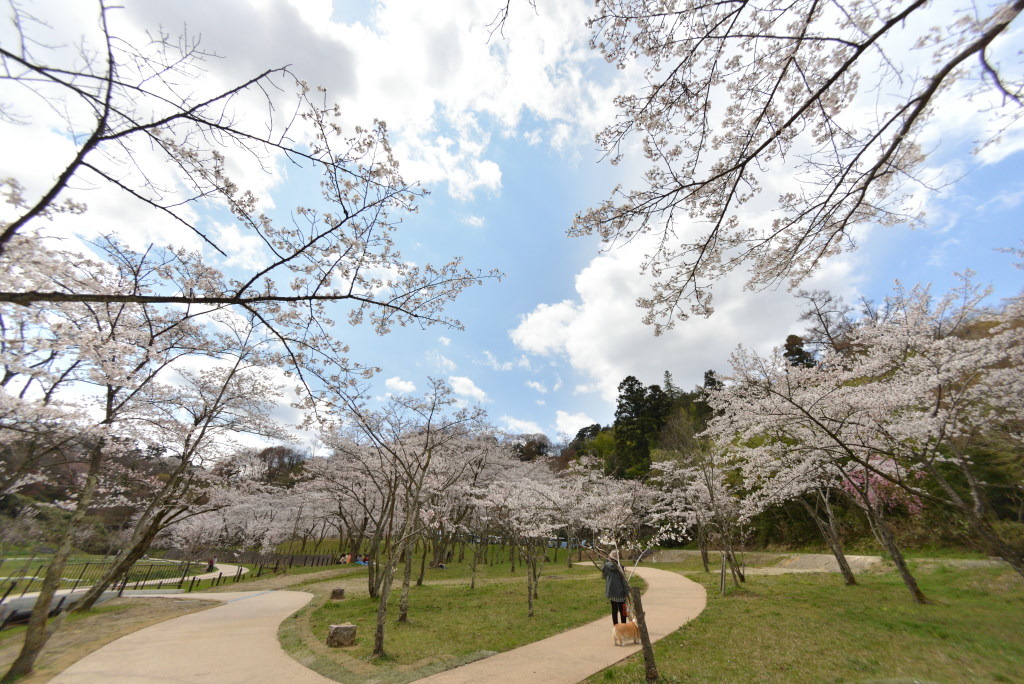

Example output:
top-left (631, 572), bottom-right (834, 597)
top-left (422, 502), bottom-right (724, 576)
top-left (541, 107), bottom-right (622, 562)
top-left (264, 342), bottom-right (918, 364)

top-left (799, 494), bottom-right (856, 586)
top-left (73, 519), bottom-right (164, 612)
top-left (398, 542), bottom-right (414, 623)
top-left (868, 504), bottom-right (927, 604)
top-left (372, 557), bottom-right (396, 658)
top-left (416, 541), bottom-right (428, 587)
top-left (470, 544), bottom-right (481, 590)
top-left (721, 544), bottom-right (743, 586)
top-left (697, 526), bottom-right (710, 573)
top-left (531, 551), bottom-right (540, 600)
top-left (367, 537), bottom-right (385, 599)
top-left (3, 445), bottom-right (103, 683)
top-left (525, 550), bottom-right (535, 618)
top-left (972, 517), bottom-right (1024, 579)
top-left (629, 585), bottom-right (659, 683)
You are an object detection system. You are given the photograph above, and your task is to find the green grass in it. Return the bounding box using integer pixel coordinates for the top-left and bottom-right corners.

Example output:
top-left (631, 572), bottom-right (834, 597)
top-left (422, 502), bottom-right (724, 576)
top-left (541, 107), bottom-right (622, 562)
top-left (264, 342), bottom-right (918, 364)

top-left (313, 579), bottom-right (604, 661)
top-left (585, 562), bottom-right (1024, 683)
top-left (0, 602), bottom-right (130, 645)
top-left (278, 559), bottom-right (616, 683)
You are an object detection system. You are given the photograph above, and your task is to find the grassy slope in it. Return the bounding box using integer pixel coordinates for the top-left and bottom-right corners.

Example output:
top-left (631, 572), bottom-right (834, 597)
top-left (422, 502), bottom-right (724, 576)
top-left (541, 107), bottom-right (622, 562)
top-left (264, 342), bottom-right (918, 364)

top-left (587, 561), bottom-right (1024, 683)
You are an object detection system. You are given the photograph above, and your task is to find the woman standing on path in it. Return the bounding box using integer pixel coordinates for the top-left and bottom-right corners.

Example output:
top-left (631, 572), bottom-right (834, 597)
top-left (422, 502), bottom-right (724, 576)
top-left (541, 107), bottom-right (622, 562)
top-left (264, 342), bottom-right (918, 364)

top-left (602, 550), bottom-right (628, 625)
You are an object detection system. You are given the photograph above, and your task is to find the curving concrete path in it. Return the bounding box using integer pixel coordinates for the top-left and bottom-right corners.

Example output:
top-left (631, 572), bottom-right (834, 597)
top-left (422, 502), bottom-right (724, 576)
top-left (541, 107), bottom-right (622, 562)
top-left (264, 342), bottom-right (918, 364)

top-left (51, 566), bottom-right (705, 684)
top-left (51, 591), bottom-right (333, 683)
top-left (416, 566), bottom-right (705, 683)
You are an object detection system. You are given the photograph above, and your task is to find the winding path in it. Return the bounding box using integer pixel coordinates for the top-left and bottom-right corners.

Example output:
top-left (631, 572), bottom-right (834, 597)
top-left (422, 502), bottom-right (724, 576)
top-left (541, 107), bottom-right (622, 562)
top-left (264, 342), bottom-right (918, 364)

top-left (417, 566), bottom-right (706, 683)
top-left (51, 566), bottom-right (705, 683)
top-left (52, 590), bottom-right (332, 684)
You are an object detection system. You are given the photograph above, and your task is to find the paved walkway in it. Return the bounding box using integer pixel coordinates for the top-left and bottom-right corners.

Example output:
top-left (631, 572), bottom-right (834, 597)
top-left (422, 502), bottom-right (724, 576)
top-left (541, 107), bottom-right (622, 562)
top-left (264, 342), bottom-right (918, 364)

top-left (50, 566), bottom-right (705, 684)
top-left (52, 591), bottom-right (333, 684)
top-left (417, 566), bottom-right (705, 684)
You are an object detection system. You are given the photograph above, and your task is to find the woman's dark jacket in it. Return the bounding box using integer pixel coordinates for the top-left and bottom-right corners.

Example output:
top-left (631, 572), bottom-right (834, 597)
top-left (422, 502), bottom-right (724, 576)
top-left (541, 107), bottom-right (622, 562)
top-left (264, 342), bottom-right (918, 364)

top-left (602, 560), bottom-right (628, 601)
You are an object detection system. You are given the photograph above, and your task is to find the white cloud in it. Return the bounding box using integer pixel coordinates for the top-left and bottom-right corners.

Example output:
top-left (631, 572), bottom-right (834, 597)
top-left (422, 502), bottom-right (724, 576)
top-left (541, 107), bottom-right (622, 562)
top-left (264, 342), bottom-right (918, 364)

top-left (509, 300), bottom-right (580, 356)
top-left (526, 381), bottom-right (547, 394)
top-left (501, 416), bottom-right (542, 434)
top-left (463, 215), bottom-right (485, 227)
top-left (427, 351), bottom-right (457, 372)
top-left (214, 222), bottom-right (267, 270)
top-left (554, 410), bottom-right (595, 439)
top-left (981, 186), bottom-right (1024, 211)
top-left (511, 232), bottom-right (859, 402)
top-left (449, 375), bottom-right (488, 402)
top-left (438, 336), bottom-right (452, 346)
top-left (385, 376), bottom-right (416, 393)
top-left (481, 351), bottom-right (531, 371)
top-left (93, 0), bottom-right (611, 210)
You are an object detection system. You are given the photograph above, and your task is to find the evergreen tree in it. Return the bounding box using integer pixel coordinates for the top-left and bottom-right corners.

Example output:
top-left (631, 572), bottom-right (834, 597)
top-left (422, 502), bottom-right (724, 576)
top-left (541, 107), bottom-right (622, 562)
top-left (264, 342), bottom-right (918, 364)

top-left (609, 376), bottom-right (672, 478)
top-left (783, 334), bottom-right (816, 367)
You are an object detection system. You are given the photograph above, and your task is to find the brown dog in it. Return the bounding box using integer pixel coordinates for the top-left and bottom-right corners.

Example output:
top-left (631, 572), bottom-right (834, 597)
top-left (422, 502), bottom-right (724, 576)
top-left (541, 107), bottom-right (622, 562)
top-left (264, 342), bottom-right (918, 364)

top-left (613, 618), bottom-right (640, 646)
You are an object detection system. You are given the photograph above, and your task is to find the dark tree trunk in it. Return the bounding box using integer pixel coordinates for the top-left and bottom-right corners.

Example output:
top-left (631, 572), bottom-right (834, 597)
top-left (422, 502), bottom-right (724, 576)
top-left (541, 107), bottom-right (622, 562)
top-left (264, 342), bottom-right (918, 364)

top-left (372, 557), bottom-right (396, 658)
top-left (629, 585), bottom-right (659, 683)
top-left (867, 504), bottom-right (927, 604)
top-left (74, 521), bottom-right (164, 612)
top-left (697, 526), bottom-right (710, 573)
top-left (3, 445), bottom-right (103, 683)
top-left (398, 541), bottom-right (414, 623)
top-left (799, 494), bottom-right (857, 586)
top-left (416, 541), bottom-right (428, 587)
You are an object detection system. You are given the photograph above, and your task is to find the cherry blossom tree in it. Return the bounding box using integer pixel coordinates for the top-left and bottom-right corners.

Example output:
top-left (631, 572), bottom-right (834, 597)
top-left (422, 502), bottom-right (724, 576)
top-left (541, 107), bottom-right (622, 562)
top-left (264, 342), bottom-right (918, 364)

top-left (73, 334), bottom-right (289, 611)
top-left (570, 0), bottom-right (1023, 331)
top-left (313, 435), bottom-right (402, 599)
top-left (1, 3), bottom-right (496, 334)
top-left (572, 465), bottom-right (664, 682)
top-left (2, 2), bottom-right (496, 677)
top-left (651, 454), bottom-right (749, 592)
top-left (704, 276), bottom-right (1024, 605)
top-left (320, 379), bottom-right (489, 658)
top-left (0, 252), bottom-right (229, 680)
top-left (482, 462), bottom-right (562, 617)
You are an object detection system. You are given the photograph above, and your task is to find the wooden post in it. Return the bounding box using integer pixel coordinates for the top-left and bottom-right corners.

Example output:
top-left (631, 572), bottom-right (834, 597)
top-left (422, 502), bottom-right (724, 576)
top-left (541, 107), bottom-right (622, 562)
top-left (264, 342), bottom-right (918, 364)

top-left (629, 586), bottom-right (659, 683)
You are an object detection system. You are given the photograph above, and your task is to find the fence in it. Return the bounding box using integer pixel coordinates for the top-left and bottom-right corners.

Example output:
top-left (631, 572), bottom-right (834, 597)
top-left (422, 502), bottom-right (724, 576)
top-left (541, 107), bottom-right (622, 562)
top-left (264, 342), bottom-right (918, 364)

top-left (0, 558), bottom-right (206, 603)
top-left (1, 551), bottom-right (346, 605)
top-left (160, 547), bottom-right (343, 568)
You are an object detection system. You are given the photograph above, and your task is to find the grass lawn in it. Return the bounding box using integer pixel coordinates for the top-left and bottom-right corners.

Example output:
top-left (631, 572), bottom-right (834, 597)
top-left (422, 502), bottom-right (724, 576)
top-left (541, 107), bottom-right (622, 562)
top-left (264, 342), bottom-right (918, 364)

top-left (586, 561), bottom-right (1024, 683)
top-left (4, 548), bottom-right (1020, 683)
top-left (278, 560), bottom-right (612, 682)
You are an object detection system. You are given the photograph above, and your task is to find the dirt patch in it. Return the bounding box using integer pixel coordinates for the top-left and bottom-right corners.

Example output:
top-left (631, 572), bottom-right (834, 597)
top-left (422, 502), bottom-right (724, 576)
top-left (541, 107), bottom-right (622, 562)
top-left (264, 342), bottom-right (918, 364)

top-left (648, 549), bottom-right (887, 574)
top-left (205, 567), bottom-right (358, 592)
top-left (0, 597), bottom-right (219, 683)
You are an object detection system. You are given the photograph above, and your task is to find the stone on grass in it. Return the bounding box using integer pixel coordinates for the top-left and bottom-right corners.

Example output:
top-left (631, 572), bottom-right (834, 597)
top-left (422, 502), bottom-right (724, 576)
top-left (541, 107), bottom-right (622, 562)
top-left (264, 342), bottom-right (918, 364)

top-left (327, 623), bottom-right (356, 647)
top-left (330, 588), bottom-right (346, 600)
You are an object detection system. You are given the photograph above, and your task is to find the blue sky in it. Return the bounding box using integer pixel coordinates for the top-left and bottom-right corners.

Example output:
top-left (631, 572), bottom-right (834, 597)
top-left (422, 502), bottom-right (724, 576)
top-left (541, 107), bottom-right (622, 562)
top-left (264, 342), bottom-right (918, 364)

top-left (4, 0), bottom-right (1022, 443)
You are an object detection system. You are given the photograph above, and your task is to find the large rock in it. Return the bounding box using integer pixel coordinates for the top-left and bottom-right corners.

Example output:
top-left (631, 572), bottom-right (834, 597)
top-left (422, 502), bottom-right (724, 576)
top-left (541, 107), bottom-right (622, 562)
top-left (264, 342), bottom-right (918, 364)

top-left (327, 623), bottom-right (356, 647)
top-left (330, 588), bottom-right (346, 600)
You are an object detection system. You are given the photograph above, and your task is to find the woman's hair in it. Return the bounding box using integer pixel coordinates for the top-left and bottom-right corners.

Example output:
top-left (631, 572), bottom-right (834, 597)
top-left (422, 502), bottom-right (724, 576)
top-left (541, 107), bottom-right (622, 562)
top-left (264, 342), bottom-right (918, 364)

top-left (609, 549), bottom-right (619, 560)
